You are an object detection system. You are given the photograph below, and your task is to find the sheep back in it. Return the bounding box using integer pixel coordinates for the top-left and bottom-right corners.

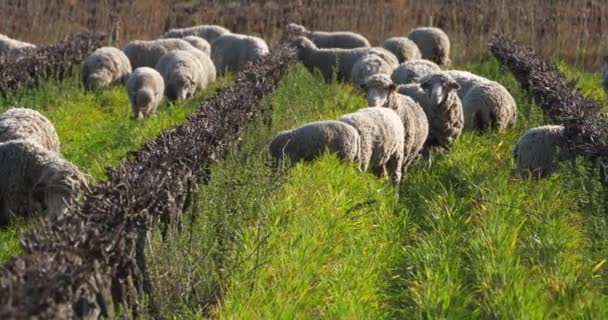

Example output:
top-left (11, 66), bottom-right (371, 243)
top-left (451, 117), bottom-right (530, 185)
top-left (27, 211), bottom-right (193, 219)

top-left (211, 33), bottom-right (269, 75)
top-left (391, 59), bottom-right (441, 85)
top-left (123, 38), bottom-right (196, 69)
top-left (82, 46), bottom-right (132, 90)
top-left (383, 37), bottom-right (422, 63)
top-left (351, 53), bottom-right (395, 87)
top-left (161, 24), bottom-right (230, 43)
top-left (513, 125), bottom-right (571, 178)
top-left (0, 107), bottom-right (60, 153)
top-left (311, 30), bottom-right (371, 49)
top-left (462, 81), bottom-right (517, 132)
top-left (407, 27), bottom-right (451, 67)
top-left (156, 50), bottom-right (206, 100)
top-left (126, 67), bottom-right (165, 119)
top-left (182, 35), bottom-right (211, 55)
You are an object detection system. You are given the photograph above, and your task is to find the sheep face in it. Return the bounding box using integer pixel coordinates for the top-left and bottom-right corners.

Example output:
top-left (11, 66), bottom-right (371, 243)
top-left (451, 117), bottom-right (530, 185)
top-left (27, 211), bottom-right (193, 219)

top-left (166, 76), bottom-right (194, 101)
top-left (132, 89), bottom-right (155, 120)
top-left (35, 162), bottom-right (86, 218)
top-left (361, 74), bottom-right (397, 108)
top-left (85, 72), bottom-right (111, 90)
top-left (420, 75), bottom-right (460, 107)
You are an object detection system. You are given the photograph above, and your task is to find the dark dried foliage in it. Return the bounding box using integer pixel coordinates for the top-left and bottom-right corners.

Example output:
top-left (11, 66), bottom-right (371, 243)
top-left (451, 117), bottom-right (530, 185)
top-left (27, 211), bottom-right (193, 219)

top-left (490, 33), bottom-right (608, 158)
top-left (0, 32), bottom-right (106, 97)
top-left (0, 45), bottom-right (295, 319)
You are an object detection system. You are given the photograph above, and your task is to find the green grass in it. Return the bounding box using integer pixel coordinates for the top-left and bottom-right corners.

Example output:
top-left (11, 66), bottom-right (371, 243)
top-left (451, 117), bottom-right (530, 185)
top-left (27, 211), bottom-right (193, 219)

top-left (0, 72), bottom-right (233, 262)
top-left (557, 62), bottom-right (608, 109)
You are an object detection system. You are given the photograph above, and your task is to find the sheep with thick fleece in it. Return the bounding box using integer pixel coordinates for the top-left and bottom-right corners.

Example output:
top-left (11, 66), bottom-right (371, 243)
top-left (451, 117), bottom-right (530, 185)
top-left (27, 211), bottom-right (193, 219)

top-left (180, 46), bottom-right (217, 86)
top-left (126, 67), bottom-right (165, 119)
top-left (82, 46), bottom-right (132, 90)
top-left (397, 72), bottom-right (463, 149)
top-left (338, 107), bottom-right (405, 186)
top-left (156, 50), bottom-right (207, 101)
top-left (0, 108), bottom-right (60, 153)
top-left (407, 27), bottom-right (451, 67)
top-left (269, 120), bottom-right (360, 166)
top-left (512, 125), bottom-right (571, 178)
top-left (361, 74), bottom-right (429, 171)
top-left (211, 33), bottom-right (269, 75)
top-left (161, 24), bottom-right (230, 43)
top-left (181, 36), bottom-right (211, 55)
top-left (123, 38), bottom-right (196, 69)
top-left (391, 59), bottom-right (441, 85)
top-left (293, 36), bottom-right (397, 82)
top-left (444, 70), bottom-right (490, 100)
top-left (286, 23), bottom-right (370, 49)
top-left (0, 33), bottom-right (35, 56)
top-left (350, 52), bottom-right (396, 87)
top-left (382, 37), bottom-right (422, 63)
top-left (0, 140), bottom-right (87, 225)
top-left (462, 80), bottom-right (517, 132)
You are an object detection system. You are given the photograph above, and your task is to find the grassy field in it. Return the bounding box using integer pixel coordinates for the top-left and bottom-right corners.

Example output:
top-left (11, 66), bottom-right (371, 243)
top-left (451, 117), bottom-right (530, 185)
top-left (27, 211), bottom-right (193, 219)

top-left (139, 61), bottom-right (608, 318)
top-left (0, 56), bottom-right (606, 317)
top-left (0, 73), bottom-right (233, 262)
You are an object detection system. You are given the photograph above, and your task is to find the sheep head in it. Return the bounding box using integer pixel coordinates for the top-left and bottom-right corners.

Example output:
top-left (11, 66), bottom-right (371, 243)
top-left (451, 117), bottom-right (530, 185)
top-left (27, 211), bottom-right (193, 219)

top-left (360, 74), bottom-right (397, 108)
top-left (419, 72), bottom-right (460, 107)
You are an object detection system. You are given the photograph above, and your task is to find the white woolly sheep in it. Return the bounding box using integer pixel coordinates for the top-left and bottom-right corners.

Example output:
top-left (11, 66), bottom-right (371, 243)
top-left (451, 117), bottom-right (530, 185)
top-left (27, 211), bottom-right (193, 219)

top-left (82, 46), bottom-right (132, 91)
top-left (161, 25), bottom-right (231, 43)
top-left (211, 33), bottom-right (269, 75)
top-left (382, 37), bottom-right (422, 64)
top-left (292, 36), bottom-right (396, 82)
top-left (181, 35), bottom-right (211, 55)
top-left (601, 56), bottom-right (608, 98)
top-left (156, 50), bottom-right (207, 101)
top-left (126, 67), bottom-right (165, 119)
top-left (407, 27), bottom-right (451, 67)
top-left (350, 52), bottom-right (396, 87)
top-left (180, 46), bottom-right (217, 87)
top-left (123, 38), bottom-right (197, 69)
top-left (338, 107), bottom-right (405, 187)
top-left (462, 80), bottom-right (517, 132)
top-left (0, 107), bottom-right (60, 153)
top-left (512, 125), bottom-right (572, 178)
top-left (360, 74), bottom-right (429, 172)
top-left (286, 23), bottom-right (371, 49)
top-left (391, 59), bottom-right (441, 85)
top-left (397, 72), bottom-right (463, 149)
top-left (0, 140), bottom-right (87, 225)
top-left (269, 120), bottom-right (360, 166)
top-left (444, 70), bottom-right (491, 100)
top-left (0, 33), bottom-right (35, 56)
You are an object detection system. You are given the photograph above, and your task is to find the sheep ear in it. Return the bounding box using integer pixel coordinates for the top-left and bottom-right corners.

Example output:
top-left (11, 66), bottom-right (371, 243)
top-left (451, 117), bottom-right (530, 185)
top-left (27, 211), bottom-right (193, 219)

top-left (389, 83), bottom-right (397, 92)
top-left (449, 81), bottom-right (461, 90)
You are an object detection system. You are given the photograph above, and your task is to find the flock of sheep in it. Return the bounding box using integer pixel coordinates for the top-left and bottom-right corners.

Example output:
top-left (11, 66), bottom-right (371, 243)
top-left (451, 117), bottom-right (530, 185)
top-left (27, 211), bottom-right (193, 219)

top-left (0, 23), bottom-right (571, 225)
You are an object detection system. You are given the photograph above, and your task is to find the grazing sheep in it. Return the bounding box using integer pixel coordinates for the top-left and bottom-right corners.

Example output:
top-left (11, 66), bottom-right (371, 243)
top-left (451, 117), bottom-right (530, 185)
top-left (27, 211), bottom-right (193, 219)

top-left (391, 59), bottom-right (441, 85)
top-left (269, 120), bottom-right (360, 166)
top-left (0, 108), bottom-right (60, 153)
top-left (350, 53), bottom-right (396, 87)
top-left (602, 55), bottom-right (608, 98)
top-left (462, 80), bottom-right (517, 132)
top-left (123, 38), bottom-right (196, 69)
top-left (156, 50), bottom-right (206, 101)
top-left (180, 47), bottom-right (217, 86)
top-left (0, 33), bottom-right (35, 56)
top-left (368, 47), bottom-right (400, 69)
top-left (361, 74), bottom-right (429, 172)
top-left (407, 27), bottom-right (451, 67)
top-left (126, 67), bottom-right (165, 119)
top-left (382, 37), bottom-right (422, 63)
top-left (444, 70), bottom-right (491, 100)
top-left (286, 23), bottom-right (371, 49)
top-left (338, 107), bottom-right (405, 187)
top-left (82, 46), bottom-right (132, 91)
top-left (512, 125), bottom-right (572, 178)
top-left (161, 24), bottom-right (231, 43)
top-left (211, 33), bottom-right (269, 75)
top-left (0, 140), bottom-right (87, 225)
top-left (398, 72), bottom-right (463, 149)
top-left (181, 36), bottom-right (211, 55)
top-left (293, 36), bottom-right (395, 82)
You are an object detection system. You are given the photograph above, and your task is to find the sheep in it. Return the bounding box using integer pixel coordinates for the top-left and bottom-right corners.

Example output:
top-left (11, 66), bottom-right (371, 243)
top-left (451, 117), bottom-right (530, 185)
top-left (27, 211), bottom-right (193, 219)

top-left (407, 27), bottom-right (451, 67)
top-left (461, 80), bottom-right (517, 132)
top-left (512, 125), bottom-right (572, 178)
top-left (397, 72), bottom-right (463, 149)
top-left (350, 52), bottom-right (396, 87)
top-left (181, 35), bottom-right (211, 55)
top-left (161, 24), bottom-right (231, 43)
top-left (360, 74), bottom-right (429, 172)
top-left (337, 107), bottom-right (405, 187)
top-left (0, 140), bottom-right (87, 226)
top-left (391, 59), bottom-right (441, 85)
top-left (123, 38), bottom-right (197, 69)
top-left (180, 46), bottom-right (217, 86)
top-left (82, 46), bottom-right (132, 91)
top-left (125, 67), bottom-right (165, 119)
top-left (602, 55), bottom-right (608, 98)
top-left (0, 33), bottom-right (35, 56)
top-left (211, 33), bottom-right (269, 75)
top-left (292, 36), bottom-right (396, 82)
top-left (444, 70), bottom-right (491, 100)
top-left (382, 37), bottom-right (422, 63)
top-left (156, 50), bottom-right (207, 101)
top-left (269, 120), bottom-right (360, 166)
top-left (0, 107), bottom-right (60, 153)
top-left (286, 23), bottom-right (371, 49)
